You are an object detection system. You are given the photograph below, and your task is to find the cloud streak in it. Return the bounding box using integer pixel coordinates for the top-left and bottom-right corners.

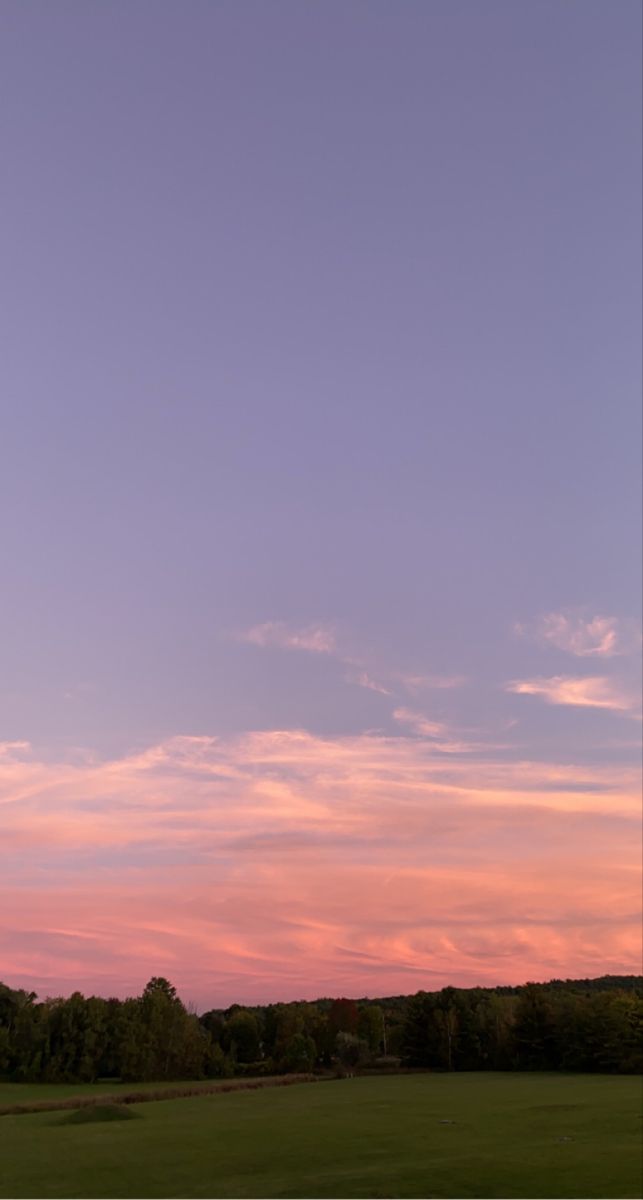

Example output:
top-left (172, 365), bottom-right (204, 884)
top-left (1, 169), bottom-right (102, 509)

top-left (0, 731), bottom-right (639, 1007)
top-left (239, 621), bottom-right (336, 654)
top-left (347, 671), bottom-right (391, 695)
top-left (392, 708), bottom-right (449, 738)
top-left (400, 674), bottom-right (468, 693)
top-left (507, 675), bottom-right (637, 713)
top-left (516, 611), bottom-right (640, 658)
top-left (237, 618), bottom-right (467, 704)
top-left (392, 709), bottom-right (506, 754)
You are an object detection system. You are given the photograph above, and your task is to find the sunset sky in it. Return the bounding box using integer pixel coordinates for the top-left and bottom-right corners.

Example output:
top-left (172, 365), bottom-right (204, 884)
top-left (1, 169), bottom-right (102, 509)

top-left (1, 0), bottom-right (641, 1010)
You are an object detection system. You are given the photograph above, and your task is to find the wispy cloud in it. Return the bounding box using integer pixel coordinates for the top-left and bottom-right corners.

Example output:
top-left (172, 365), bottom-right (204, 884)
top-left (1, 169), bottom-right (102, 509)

top-left (347, 671), bottom-right (391, 696)
top-left (507, 675), bottom-right (636, 713)
top-left (392, 709), bottom-right (507, 754)
top-left (239, 621), bottom-right (336, 654)
top-left (400, 674), bottom-right (467, 693)
top-left (516, 611), bottom-right (640, 658)
top-left (393, 707), bottom-right (448, 738)
top-left (236, 622), bottom-right (472, 713)
top-left (0, 732), bottom-right (639, 1006)
top-left (0, 741), bottom-right (31, 759)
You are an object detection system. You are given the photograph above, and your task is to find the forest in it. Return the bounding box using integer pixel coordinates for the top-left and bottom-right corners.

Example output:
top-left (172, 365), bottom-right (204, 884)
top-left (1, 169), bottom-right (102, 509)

top-left (0, 975), bottom-right (641, 1085)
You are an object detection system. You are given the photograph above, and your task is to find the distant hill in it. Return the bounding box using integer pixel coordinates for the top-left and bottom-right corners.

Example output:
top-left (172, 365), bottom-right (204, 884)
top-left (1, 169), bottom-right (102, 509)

top-left (373, 974), bottom-right (643, 1005)
top-left (204, 974), bottom-right (643, 1018)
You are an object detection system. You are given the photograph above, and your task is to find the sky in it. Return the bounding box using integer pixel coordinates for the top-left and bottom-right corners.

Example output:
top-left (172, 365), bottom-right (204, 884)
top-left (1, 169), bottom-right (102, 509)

top-left (1, 0), bottom-right (641, 1010)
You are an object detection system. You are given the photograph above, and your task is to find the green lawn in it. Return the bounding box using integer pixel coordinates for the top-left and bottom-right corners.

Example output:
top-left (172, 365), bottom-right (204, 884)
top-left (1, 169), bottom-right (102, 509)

top-left (0, 1073), bottom-right (640, 1199)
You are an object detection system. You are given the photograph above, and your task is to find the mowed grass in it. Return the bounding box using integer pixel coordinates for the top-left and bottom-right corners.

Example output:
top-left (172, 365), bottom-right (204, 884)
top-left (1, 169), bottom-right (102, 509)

top-left (0, 1073), bottom-right (640, 1199)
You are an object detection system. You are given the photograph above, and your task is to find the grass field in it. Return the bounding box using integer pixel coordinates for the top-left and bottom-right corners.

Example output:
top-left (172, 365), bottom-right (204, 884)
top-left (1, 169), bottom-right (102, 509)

top-left (0, 1076), bottom-right (302, 1112)
top-left (0, 1079), bottom-right (222, 1106)
top-left (0, 1073), bottom-right (640, 1199)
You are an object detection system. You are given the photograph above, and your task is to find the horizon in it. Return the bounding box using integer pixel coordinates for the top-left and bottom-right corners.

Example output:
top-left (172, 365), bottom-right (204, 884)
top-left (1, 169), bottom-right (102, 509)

top-left (4, 969), bottom-right (642, 1018)
top-left (1, 0), bottom-right (641, 1012)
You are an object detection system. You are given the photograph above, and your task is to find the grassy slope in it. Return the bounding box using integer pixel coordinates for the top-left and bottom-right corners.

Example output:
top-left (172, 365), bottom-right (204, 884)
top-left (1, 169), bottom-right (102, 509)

top-left (0, 1073), bottom-right (640, 1199)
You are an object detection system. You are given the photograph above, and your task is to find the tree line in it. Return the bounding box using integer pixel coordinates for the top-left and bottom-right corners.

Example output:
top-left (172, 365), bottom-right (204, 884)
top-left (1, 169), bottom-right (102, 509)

top-left (0, 974), bottom-right (640, 1084)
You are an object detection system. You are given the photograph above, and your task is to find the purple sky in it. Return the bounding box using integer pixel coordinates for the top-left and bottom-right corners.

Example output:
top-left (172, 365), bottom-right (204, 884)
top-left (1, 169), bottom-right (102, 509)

top-left (1, 1), bottom-right (641, 1007)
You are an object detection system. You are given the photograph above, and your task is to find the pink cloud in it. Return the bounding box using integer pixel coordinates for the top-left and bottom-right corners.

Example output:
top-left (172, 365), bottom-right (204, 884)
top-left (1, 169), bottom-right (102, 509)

top-left (391, 709), bottom-right (507, 754)
top-left (392, 708), bottom-right (448, 738)
top-left (239, 621), bottom-right (336, 654)
top-left (400, 674), bottom-right (467, 693)
top-left (346, 670), bottom-right (391, 695)
top-left (515, 611), bottom-right (641, 657)
top-left (507, 675), bottom-right (637, 713)
top-left (0, 733), bottom-right (639, 1007)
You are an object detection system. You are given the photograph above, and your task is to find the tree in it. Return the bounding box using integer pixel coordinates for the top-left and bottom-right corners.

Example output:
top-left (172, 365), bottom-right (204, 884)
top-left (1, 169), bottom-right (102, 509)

top-left (335, 1032), bottom-right (368, 1071)
top-left (358, 1005), bottom-right (384, 1055)
top-left (435, 988), bottom-right (460, 1071)
top-left (226, 1010), bottom-right (261, 1064)
top-left (142, 977), bottom-right (179, 1004)
top-left (513, 984), bottom-right (558, 1069)
top-left (328, 998), bottom-right (358, 1037)
top-left (0, 975), bottom-right (640, 1083)
top-left (280, 1032), bottom-right (317, 1072)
